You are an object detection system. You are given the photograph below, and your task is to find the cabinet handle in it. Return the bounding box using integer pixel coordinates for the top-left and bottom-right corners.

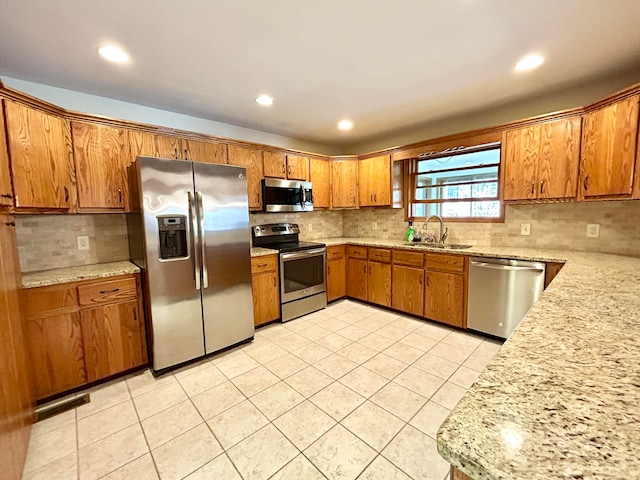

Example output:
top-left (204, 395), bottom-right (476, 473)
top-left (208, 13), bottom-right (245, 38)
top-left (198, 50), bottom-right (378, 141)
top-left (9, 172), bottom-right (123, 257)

top-left (419, 274), bottom-right (423, 286)
top-left (368, 265), bottom-right (372, 274)
top-left (257, 263), bottom-right (267, 268)
top-left (282, 164), bottom-right (286, 174)
top-left (99, 288), bottom-right (120, 294)
top-left (327, 265), bottom-right (331, 274)
top-left (133, 309), bottom-right (137, 323)
top-left (539, 180), bottom-right (544, 194)
top-left (426, 275), bottom-right (429, 287)
top-left (1, 193), bottom-right (12, 199)
top-left (64, 186), bottom-right (69, 203)
top-left (288, 165), bottom-right (292, 175)
top-left (184, 148), bottom-right (190, 160)
top-left (5, 221), bottom-right (15, 227)
top-left (118, 188), bottom-right (122, 204)
top-left (530, 181), bottom-right (535, 195)
top-left (272, 276), bottom-right (276, 287)
top-left (583, 175), bottom-right (589, 191)
top-left (174, 148), bottom-right (179, 159)
top-left (363, 264), bottom-right (366, 273)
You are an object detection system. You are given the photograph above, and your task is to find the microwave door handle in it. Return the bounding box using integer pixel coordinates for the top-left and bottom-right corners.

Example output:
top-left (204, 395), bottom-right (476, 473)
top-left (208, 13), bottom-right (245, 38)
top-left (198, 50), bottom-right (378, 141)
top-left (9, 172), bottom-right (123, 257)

top-left (197, 191), bottom-right (209, 289)
top-left (188, 191), bottom-right (201, 290)
top-left (300, 183), bottom-right (306, 210)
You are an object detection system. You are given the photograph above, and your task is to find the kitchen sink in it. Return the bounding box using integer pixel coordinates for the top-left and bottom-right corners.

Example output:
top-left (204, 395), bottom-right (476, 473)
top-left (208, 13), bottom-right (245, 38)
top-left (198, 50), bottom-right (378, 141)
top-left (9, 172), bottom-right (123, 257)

top-left (407, 243), bottom-right (473, 250)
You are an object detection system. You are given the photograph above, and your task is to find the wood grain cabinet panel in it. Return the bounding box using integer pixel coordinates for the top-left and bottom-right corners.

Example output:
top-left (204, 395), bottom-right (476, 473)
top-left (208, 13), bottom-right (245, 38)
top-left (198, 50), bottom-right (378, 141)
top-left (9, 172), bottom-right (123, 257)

top-left (346, 258), bottom-right (368, 301)
top-left (309, 158), bottom-right (331, 208)
top-left (331, 159), bottom-right (358, 208)
top-left (182, 139), bottom-right (227, 164)
top-left (504, 117), bottom-right (581, 201)
top-left (0, 101), bottom-right (14, 206)
top-left (424, 270), bottom-right (464, 328)
top-left (80, 300), bottom-right (144, 382)
top-left (580, 95), bottom-right (639, 198)
top-left (285, 154), bottom-right (308, 180)
top-left (227, 145), bottom-right (264, 210)
top-left (72, 122), bottom-right (126, 210)
top-left (4, 100), bottom-right (74, 209)
top-left (326, 258), bottom-right (346, 302)
top-left (127, 130), bottom-right (181, 160)
top-left (263, 151), bottom-right (287, 178)
top-left (392, 265), bottom-right (424, 316)
top-left (251, 256), bottom-right (280, 326)
top-left (367, 261), bottom-right (392, 307)
top-left (359, 155), bottom-right (391, 206)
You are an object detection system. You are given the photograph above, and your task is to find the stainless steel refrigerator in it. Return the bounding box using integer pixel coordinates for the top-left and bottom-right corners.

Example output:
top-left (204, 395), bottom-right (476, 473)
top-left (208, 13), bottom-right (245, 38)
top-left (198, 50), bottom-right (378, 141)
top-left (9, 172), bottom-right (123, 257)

top-left (128, 156), bottom-right (254, 373)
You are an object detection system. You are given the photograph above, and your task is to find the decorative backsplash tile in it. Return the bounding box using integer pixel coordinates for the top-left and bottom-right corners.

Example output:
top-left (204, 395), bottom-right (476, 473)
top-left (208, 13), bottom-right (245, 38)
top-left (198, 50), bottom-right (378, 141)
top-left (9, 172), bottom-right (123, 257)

top-left (250, 210), bottom-right (344, 241)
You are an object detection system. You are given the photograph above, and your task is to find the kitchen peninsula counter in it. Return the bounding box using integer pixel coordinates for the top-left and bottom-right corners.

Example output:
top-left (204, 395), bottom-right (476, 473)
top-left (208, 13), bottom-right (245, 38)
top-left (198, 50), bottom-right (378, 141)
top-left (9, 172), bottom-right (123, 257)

top-left (22, 261), bottom-right (140, 288)
top-left (316, 237), bottom-right (640, 479)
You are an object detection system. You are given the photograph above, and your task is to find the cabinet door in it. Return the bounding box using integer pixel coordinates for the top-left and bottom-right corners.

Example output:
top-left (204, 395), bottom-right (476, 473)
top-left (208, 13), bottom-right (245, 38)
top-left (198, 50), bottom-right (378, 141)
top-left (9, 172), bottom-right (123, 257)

top-left (392, 265), bottom-right (424, 316)
top-left (358, 157), bottom-right (375, 207)
top-left (80, 300), bottom-right (144, 382)
top-left (72, 122), bottom-right (126, 210)
top-left (263, 151), bottom-right (287, 178)
top-left (251, 272), bottom-right (280, 326)
top-left (424, 271), bottom-right (464, 328)
top-left (331, 160), bottom-right (358, 208)
top-left (503, 126), bottom-right (539, 201)
top-left (286, 154), bottom-right (308, 180)
top-left (537, 117), bottom-right (581, 199)
top-left (183, 139), bottom-right (227, 164)
top-left (309, 158), bottom-right (331, 208)
top-left (360, 155), bottom-right (391, 206)
top-left (127, 130), bottom-right (181, 161)
top-left (25, 312), bottom-right (86, 399)
top-left (0, 101), bottom-right (14, 206)
top-left (368, 261), bottom-right (391, 307)
top-left (346, 258), bottom-right (367, 301)
top-left (326, 258), bottom-right (346, 302)
top-left (227, 145), bottom-right (263, 210)
top-left (580, 95), bottom-right (639, 197)
top-left (4, 101), bottom-right (73, 209)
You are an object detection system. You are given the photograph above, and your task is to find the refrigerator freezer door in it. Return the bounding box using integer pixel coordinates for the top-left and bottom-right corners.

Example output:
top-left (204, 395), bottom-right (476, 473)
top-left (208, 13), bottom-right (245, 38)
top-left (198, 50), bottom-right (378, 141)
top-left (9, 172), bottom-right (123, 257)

top-left (194, 162), bottom-right (255, 353)
top-left (137, 157), bottom-right (205, 371)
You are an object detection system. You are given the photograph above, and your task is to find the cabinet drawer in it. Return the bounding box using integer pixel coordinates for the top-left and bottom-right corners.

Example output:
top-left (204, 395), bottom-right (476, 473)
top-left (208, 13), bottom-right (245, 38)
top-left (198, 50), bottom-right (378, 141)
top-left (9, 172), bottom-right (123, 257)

top-left (368, 248), bottom-right (391, 263)
top-left (251, 255), bottom-right (278, 274)
top-left (78, 277), bottom-right (137, 306)
top-left (393, 250), bottom-right (424, 268)
top-left (425, 253), bottom-right (466, 273)
top-left (23, 285), bottom-right (79, 319)
top-left (326, 245), bottom-right (345, 261)
top-left (346, 245), bottom-right (367, 259)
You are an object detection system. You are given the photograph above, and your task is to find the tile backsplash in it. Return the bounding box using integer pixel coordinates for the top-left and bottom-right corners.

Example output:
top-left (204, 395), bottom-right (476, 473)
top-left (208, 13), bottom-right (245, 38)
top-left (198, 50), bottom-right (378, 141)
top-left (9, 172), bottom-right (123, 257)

top-left (14, 200), bottom-right (640, 273)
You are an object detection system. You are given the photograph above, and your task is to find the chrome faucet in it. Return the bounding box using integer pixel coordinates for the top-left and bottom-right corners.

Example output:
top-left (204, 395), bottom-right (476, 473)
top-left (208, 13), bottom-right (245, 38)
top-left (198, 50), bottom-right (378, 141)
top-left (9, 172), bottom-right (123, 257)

top-left (423, 215), bottom-right (448, 244)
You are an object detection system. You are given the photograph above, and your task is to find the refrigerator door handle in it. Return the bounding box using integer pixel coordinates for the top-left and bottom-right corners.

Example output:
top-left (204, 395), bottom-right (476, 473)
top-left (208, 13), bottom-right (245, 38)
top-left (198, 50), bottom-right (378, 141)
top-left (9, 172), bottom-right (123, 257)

top-left (188, 191), bottom-right (201, 290)
top-left (197, 191), bottom-right (209, 289)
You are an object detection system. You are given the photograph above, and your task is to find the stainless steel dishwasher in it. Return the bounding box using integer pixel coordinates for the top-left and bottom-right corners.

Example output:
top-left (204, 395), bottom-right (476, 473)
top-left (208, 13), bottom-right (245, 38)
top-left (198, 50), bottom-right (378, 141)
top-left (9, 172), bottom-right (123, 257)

top-left (467, 257), bottom-right (545, 339)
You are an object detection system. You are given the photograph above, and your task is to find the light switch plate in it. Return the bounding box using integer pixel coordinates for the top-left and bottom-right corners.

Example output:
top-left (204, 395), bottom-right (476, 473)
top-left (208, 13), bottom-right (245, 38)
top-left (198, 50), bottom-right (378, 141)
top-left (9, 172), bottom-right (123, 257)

top-left (586, 224), bottom-right (600, 238)
top-left (372, 221), bottom-right (378, 230)
top-left (308, 223), bottom-right (313, 232)
top-left (520, 223), bottom-right (531, 236)
top-left (77, 235), bottom-right (90, 250)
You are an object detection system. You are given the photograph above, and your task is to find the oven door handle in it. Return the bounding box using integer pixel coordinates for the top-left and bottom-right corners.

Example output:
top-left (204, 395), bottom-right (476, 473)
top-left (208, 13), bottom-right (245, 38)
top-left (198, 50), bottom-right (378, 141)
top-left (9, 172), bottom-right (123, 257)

top-left (280, 248), bottom-right (326, 261)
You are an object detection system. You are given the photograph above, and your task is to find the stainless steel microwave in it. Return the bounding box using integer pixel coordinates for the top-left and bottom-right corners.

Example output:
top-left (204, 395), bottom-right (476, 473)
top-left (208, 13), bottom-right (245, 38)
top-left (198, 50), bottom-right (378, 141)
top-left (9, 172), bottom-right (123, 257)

top-left (262, 178), bottom-right (313, 212)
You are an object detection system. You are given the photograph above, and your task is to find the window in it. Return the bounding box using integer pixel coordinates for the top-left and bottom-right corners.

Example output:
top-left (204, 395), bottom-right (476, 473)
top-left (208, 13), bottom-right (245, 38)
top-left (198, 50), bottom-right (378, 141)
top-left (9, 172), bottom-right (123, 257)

top-left (408, 143), bottom-right (502, 221)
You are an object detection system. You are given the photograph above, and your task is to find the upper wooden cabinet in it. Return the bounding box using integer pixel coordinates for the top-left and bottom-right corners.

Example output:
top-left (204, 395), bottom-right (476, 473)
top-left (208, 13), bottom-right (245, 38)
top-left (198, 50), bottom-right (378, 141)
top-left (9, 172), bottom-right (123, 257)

top-left (359, 155), bottom-right (391, 206)
top-left (580, 95), bottom-right (640, 198)
top-left (0, 101), bottom-right (13, 207)
top-left (504, 117), bottom-right (581, 201)
top-left (72, 122), bottom-right (126, 210)
top-left (331, 159), bottom-right (358, 208)
top-left (4, 100), bottom-right (74, 210)
top-left (285, 154), bottom-right (308, 180)
top-left (309, 158), bottom-right (331, 208)
top-left (127, 130), bottom-right (181, 161)
top-left (263, 152), bottom-right (308, 180)
top-left (182, 139), bottom-right (227, 164)
top-left (227, 145), bottom-right (264, 210)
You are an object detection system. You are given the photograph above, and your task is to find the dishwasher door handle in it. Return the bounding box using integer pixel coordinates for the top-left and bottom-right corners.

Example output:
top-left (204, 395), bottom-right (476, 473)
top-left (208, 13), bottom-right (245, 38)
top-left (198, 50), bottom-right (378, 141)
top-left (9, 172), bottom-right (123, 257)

top-left (470, 261), bottom-right (544, 273)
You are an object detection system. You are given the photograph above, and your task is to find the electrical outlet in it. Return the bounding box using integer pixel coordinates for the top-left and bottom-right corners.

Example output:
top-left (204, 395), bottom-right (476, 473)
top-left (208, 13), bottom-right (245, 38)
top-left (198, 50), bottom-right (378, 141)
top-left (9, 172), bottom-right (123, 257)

top-left (308, 223), bottom-right (313, 232)
top-left (372, 221), bottom-right (378, 230)
top-left (520, 223), bottom-right (531, 236)
top-left (586, 224), bottom-right (600, 238)
top-left (77, 235), bottom-right (90, 250)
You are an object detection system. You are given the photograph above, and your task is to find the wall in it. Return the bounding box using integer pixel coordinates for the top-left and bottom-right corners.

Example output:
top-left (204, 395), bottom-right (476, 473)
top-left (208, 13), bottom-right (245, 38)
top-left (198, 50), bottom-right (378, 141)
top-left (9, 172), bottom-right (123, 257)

top-left (250, 210), bottom-right (343, 240)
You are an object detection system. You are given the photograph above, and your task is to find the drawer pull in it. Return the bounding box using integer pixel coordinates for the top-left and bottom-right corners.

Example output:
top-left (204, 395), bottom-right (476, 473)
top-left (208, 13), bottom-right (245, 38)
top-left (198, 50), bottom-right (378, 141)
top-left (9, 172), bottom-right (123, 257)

top-left (5, 221), bottom-right (15, 227)
top-left (257, 263), bottom-right (267, 268)
top-left (1, 193), bottom-right (12, 199)
top-left (99, 288), bottom-right (120, 294)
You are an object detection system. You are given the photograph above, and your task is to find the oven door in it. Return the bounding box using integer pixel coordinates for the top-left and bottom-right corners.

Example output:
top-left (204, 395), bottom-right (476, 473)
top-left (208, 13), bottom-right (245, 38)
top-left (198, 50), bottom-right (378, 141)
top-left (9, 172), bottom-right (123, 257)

top-left (279, 248), bottom-right (326, 303)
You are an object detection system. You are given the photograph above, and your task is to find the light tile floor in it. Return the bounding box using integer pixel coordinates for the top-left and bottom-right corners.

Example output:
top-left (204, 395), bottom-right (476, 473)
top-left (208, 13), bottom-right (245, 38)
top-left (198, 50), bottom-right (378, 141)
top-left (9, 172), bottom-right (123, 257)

top-left (23, 300), bottom-right (502, 480)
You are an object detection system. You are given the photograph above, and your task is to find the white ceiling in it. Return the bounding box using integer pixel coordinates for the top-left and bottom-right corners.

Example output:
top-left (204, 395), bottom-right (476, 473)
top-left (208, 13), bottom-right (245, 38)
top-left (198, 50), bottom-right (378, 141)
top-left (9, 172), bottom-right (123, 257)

top-left (1, 0), bottom-right (640, 147)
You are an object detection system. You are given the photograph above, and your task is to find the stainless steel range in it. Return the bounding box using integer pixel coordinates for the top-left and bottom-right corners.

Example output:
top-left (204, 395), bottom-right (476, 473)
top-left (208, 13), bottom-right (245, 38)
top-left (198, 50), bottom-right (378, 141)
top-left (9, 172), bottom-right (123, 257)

top-left (252, 223), bottom-right (326, 322)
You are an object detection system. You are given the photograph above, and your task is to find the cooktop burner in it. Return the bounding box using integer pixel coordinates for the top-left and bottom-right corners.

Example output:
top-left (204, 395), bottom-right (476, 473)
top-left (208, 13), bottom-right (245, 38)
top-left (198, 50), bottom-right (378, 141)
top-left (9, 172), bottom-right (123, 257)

top-left (251, 223), bottom-right (325, 252)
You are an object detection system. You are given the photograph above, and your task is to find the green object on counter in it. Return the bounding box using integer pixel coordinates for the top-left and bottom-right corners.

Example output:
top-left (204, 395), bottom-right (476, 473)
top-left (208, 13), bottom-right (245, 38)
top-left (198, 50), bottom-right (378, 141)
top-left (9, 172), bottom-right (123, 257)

top-left (406, 221), bottom-right (415, 242)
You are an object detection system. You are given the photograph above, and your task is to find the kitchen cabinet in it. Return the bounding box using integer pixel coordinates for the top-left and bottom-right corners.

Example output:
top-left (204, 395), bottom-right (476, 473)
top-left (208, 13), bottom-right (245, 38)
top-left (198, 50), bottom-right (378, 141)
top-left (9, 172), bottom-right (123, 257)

top-left (580, 95), bottom-right (639, 198)
top-left (391, 250), bottom-right (424, 316)
top-left (0, 101), bottom-right (14, 207)
top-left (359, 154), bottom-right (391, 206)
top-left (504, 117), bottom-right (581, 201)
top-left (424, 253), bottom-right (467, 328)
top-left (331, 159), bottom-right (358, 208)
top-left (251, 255), bottom-right (280, 326)
top-left (128, 130), bottom-right (182, 160)
top-left (227, 145), bottom-right (264, 210)
top-left (309, 158), bottom-right (331, 208)
top-left (263, 151), bottom-right (308, 180)
top-left (4, 100), bottom-right (74, 210)
top-left (346, 246), bottom-right (368, 301)
top-left (22, 274), bottom-right (147, 400)
top-left (545, 262), bottom-right (565, 289)
top-left (326, 245), bottom-right (346, 302)
top-left (0, 216), bottom-right (33, 480)
top-left (367, 248), bottom-right (392, 307)
top-left (182, 138), bottom-right (227, 164)
top-left (285, 154), bottom-right (308, 180)
top-left (72, 122), bottom-right (127, 210)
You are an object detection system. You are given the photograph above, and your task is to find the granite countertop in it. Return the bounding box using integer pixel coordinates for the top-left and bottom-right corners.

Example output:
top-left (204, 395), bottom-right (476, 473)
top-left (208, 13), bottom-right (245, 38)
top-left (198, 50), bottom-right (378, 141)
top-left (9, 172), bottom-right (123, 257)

top-left (22, 261), bottom-right (140, 288)
top-left (250, 247), bottom-right (279, 257)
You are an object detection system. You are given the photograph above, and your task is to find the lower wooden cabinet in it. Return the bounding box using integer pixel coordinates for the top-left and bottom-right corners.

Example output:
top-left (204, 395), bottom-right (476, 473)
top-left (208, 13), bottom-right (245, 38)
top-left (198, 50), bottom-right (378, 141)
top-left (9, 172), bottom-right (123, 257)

top-left (424, 269), bottom-right (465, 328)
top-left (346, 257), bottom-right (368, 301)
top-left (368, 260), bottom-right (391, 307)
top-left (22, 274), bottom-right (147, 400)
top-left (326, 245), bottom-right (346, 303)
top-left (392, 265), bottom-right (424, 316)
top-left (251, 255), bottom-right (280, 326)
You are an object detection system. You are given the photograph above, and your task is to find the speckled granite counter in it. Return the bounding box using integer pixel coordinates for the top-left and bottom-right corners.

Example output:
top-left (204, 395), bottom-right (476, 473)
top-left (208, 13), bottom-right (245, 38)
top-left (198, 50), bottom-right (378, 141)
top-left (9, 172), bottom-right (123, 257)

top-left (315, 237), bottom-right (640, 479)
top-left (251, 247), bottom-right (278, 257)
top-left (22, 261), bottom-right (140, 288)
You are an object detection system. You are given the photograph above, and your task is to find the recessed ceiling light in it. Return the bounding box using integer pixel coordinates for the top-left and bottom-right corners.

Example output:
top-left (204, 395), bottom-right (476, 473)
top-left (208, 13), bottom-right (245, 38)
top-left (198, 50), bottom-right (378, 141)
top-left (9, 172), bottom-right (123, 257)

top-left (338, 120), bottom-right (353, 131)
top-left (255, 95), bottom-right (274, 106)
top-left (98, 45), bottom-right (130, 63)
top-left (514, 54), bottom-right (544, 72)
